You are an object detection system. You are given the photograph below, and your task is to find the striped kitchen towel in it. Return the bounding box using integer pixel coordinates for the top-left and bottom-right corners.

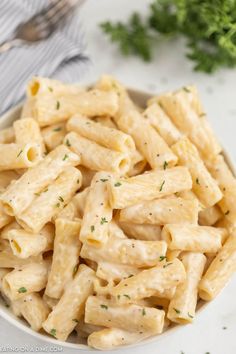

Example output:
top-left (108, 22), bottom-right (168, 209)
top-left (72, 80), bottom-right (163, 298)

top-left (0, 0), bottom-right (90, 115)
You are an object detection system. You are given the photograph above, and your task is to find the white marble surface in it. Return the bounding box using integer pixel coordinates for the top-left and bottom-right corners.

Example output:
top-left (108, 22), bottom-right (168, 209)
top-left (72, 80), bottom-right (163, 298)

top-left (1, 0), bottom-right (236, 353)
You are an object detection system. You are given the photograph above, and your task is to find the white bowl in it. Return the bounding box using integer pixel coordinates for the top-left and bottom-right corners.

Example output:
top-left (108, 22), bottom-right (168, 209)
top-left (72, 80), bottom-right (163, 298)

top-left (0, 88), bottom-right (234, 351)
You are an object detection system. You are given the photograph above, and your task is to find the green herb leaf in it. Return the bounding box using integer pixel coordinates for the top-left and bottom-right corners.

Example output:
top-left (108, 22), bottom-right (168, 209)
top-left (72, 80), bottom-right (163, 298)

top-left (123, 294), bottom-right (131, 299)
top-left (65, 139), bottom-right (71, 147)
top-left (55, 203), bottom-right (60, 208)
top-left (17, 150), bottom-right (23, 158)
top-left (100, 217), bottom-right (108, 225)
top-left (142, 308), bottom-right (146, 316)
top-left (58, 196), bottom-right (64, 203)
top-left (91, 225), bottom-right (95, 232)
top-left (73, 264), bottom-right (78, 276)
top-left (48, 87), bottom-right (53, 92)
top-left (183, 86), bottom-right (191, 93)
top-left (163, 262), bottom-right (173, 268)
top-left (50, 328), bottom-right (57, 337)
top-left (100, 179), bottom-right (108, 182)
top-left (159, 180), bottom-right (165, 191)
top-left (62, 154), bottom-right (68, 161)
top-left (196, 178), bottom-right (200, 185)
top-left (159, 256), bottom-right (167, 262)
top-left (56, 101), bottom-right (60, 110)
top-left (188, 312), bottom-right (194, 318)
top-left (114, 182), bottom-right (122, 187)
top-left (18, 287), bottom-right (27, 293)
top-left (163, 161), bottom-right (168, 170)
top-left (100, 304), bottom-right (108, 310)
top-left (73, 319), bottom-right (79, 323)
top-left (174, 308), bottom-right (181, 314)
top-left (53, 127), bottom-right (62, 132)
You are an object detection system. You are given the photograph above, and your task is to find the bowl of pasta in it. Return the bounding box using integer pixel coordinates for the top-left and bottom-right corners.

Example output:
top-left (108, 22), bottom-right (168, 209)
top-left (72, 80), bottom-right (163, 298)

top-left (0, 75), bottom-right (235, 351)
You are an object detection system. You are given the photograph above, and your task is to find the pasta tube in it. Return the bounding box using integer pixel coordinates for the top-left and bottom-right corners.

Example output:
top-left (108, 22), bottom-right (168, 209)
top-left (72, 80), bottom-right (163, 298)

top-left (162, 224), bottom-right (226, 253)
top-left (108, 166), bottom-right (192, 209)
top-left (118, 221), bottom-right (162, 241)
top-left (0, 143), bottom-right (41, 171)
top-left (119, 197), bottom-right (199, 225)
top-left (43, 264), bottom-right (95, 341)
top-left (45, 218), bottom-right (81, 299)
top-left (64, 132), bottom-right (130, 175)
top-left (2, 261), bottom-right (49, 301)
top-left (17, 167), bottom-right (82, 233)
top-left (81, 236), bottom-right (167, 267)
top-left (85, 296), bottom-right (165, 334)
top-left (41, 123), bottom-right (66, 151)
top-left (110, 258), bottom-right (186, 303)
top-left (117, 109), bottom-right (177, 169)
top-left (67, 115), bottom-right (135, 152)
top-left (172, 137), bottom-right (222, 207)
top-left (0, 145), bottom-right (80, 216)
top-left (80, 172), bottom-right (112, 246)
top-left (0, 127), bottom-right (15, 144)
top-left (199, 233), bottom-right (236, 301)
top-left (167, 252), bottom-right (206, 323)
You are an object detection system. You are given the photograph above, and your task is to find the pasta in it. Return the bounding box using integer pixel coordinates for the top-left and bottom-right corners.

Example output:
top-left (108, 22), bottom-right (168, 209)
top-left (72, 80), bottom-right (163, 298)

top-left (0, 75), bottom-right (235, 350)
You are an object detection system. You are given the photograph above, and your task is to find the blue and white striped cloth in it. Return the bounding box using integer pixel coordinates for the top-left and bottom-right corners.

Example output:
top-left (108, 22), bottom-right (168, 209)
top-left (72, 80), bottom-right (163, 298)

top-left (0, 0), bottom-right (90, 115)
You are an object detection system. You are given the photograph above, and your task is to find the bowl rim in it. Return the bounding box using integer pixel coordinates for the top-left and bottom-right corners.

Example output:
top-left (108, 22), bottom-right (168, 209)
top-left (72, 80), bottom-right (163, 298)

top-left (0, 86), bottom-right (234, 351)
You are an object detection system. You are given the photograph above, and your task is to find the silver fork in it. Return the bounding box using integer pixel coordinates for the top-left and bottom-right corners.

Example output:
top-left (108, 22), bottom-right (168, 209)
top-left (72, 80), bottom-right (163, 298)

top-left (0, 0), bottom-right (85, 54)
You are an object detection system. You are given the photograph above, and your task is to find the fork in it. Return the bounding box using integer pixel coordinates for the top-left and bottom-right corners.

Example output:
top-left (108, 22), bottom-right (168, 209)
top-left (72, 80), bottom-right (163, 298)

top-left (0, 0), bottom-right (86, 54)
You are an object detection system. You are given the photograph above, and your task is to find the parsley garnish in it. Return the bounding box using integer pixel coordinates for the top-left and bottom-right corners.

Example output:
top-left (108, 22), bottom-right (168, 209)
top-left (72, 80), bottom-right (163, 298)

top-left (142, 308), bottom-right (146, 316)
top-left (56, 101), bottom-right (60, 110)
top-left (73, 264), bottom-right (78, 276)
top-left (50, 329), bottom-right (57, 337)
top-left (58, 196), bottom-right (64, 203)
top-left (53, 127), bottom-right (62, 132)
top-left (117, 295), bottom-right (121, 300)
top-left (123, 294), bottom-right (131, 299)
top-left (65, 139), bottom-right (71, 147)
top-left (163, 161), bottom-right (168, 170)
top-left (73, 319), bottom-right (79, 323)
top-left (101, 1), bottom-right (236, 73)
top-left (188, 312), bottom-right (194, 318)
top-left (100, 304), bottom-right (108, 310)
top-left (174, 308), bottom-right (181, 314)
top-left (17, 150), bottom-right (23, 158)
top-left (196, 178), bottom-right (200, 185)
top-left (91, 225), bottom-right (95, 232)
top-left (183, 87), bottom-right (190, 93)
top-left (159, 256), bottom-right (167, 262)
top-left (100, 178), bottom-right (108, 182)
top-left (62, 154), bottom-right (68, 161)
top-left (18, 287), bottom-right (27, 293)
top-left (114, 182), bottom-right (122, 187)
top-left (163, 262), bottom-right (173, 268)
top-left (100, 217), bottom-right (108, 225)
top-left (159, 180), bottom-right (165, 191)
top-left (48, 87), bottom-right (53, 92)
top-left (55, 203), bottom-right (60, 208)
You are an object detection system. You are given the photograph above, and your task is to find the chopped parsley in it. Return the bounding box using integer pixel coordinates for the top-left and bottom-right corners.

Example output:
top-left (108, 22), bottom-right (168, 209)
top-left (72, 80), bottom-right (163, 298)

top-left (188, 312), bottom-right (194, 318)
top-left (123, 294), bottom-right (131, 299)
top-left (34, 192), bottom-right (41, 196)
top-left (58, 196), bottom-right (64, 203)
top-left (50, 329), bottom-right (57, 337)
top-left (183, 86), bottom-right (191, 93)
top-left (100, 217), bottom-right (108, 225)
top-left (18, 287), bottom-right (27, 293)
top-left (159, 180), bottom-right (165, 191)
top-left (55, 203), bottom-right (60, 208)
top-left (62, 154), bottom-right (68, 161)
top-left (159, 256), bottom-right (167, 262)
top-left (142, 308), bottom-right (146, 316)
top-left (53, 127), bottom-right (62, 132)
top-left (73, 264), bottom-right (78, 276)
top-left (196, 178), bottom-right (200, 185)
top-left (174, 308), bottom-right (181, 314)
top-left (72, 319), bottom-right (79, 323)
top-left (163, 262), bottom-right (173, 268)
top-left (65, 139), bottom-right (71, 147)
top-left (117, 295), bottom-right (121, 300)
top-left (48, 87), bottom-right (53, 92)
top-left (163, 161), bottom-right (168, 170)
top-left (100, 304), bottom-right (108, 310)
top-left (114, 182), bottom-right (122, 187)
top-left (100, 178), bottom-right (108, 182)
top-left (90, 225), bottom-right (95, 232)
top-left (17, 150), bottom-right (23, 158)
top-left (56, 101), bottom-right (60, 110)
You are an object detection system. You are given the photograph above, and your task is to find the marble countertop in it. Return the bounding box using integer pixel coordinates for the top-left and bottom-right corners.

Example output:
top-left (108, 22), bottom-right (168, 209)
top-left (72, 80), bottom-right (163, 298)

top-left (1, 0), bottom-right (236, 353)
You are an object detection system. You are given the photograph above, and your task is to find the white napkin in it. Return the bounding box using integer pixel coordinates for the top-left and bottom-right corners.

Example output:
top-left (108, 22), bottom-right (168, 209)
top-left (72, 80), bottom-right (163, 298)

top-left (0, 0), bottom-right (90, 115)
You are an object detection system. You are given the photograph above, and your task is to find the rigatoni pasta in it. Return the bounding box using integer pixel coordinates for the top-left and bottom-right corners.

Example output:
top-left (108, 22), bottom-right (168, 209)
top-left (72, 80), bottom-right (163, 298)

top-left (0, 75), bottom-right (235, 350)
